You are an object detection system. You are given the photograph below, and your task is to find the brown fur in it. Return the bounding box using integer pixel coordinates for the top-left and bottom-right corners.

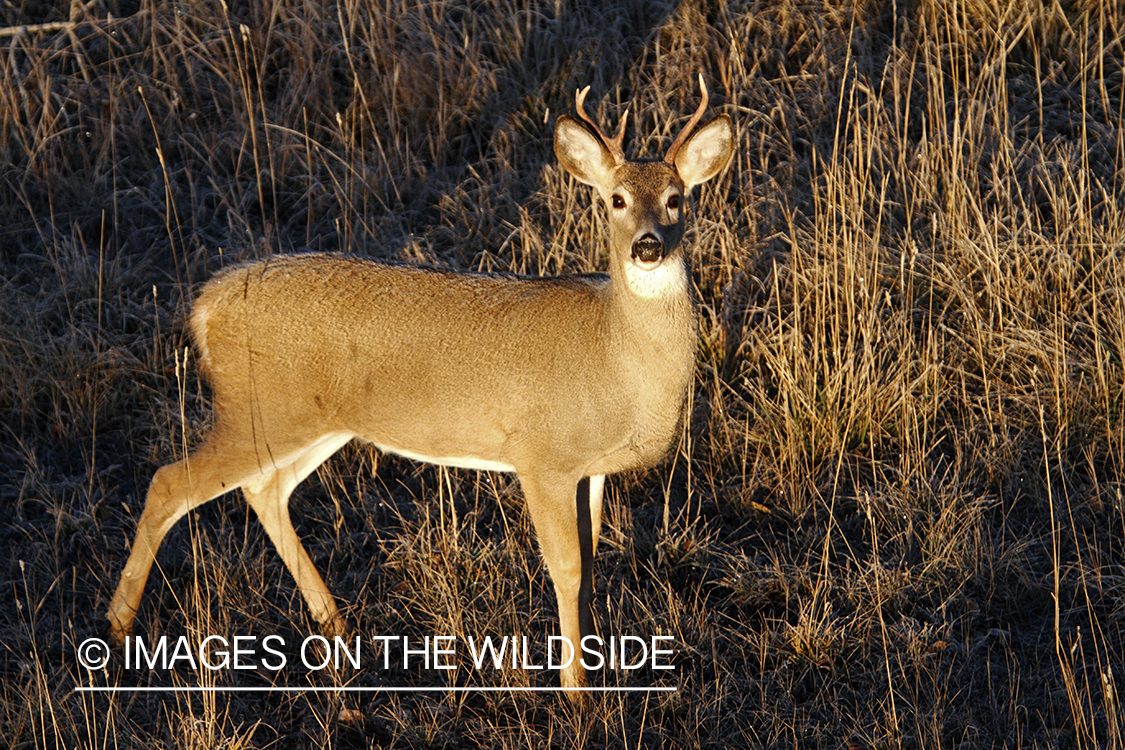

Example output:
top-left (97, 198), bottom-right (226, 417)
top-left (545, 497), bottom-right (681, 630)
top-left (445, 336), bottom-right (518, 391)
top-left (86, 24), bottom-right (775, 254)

top-left (107, 81), bottom-right (734, 697)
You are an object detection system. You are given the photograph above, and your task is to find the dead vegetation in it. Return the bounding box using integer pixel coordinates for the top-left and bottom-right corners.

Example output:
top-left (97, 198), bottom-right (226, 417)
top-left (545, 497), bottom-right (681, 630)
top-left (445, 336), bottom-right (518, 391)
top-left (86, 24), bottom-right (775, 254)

top-left (2, 0), bottom-right (1124, 747)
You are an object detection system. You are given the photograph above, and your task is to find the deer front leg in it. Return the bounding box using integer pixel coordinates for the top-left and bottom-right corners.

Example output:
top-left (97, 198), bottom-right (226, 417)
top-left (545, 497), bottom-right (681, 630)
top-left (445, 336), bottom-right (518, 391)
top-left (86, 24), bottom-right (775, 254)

top-left (520, 471), bottom-right (600, 699)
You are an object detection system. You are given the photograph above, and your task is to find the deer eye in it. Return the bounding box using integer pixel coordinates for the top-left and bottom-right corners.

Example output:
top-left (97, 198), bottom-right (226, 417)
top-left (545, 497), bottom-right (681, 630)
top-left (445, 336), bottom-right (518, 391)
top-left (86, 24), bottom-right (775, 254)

top-left (666, 194), bottom-right (681, 211)
top-left (612, 194), bottom-right (626, 209)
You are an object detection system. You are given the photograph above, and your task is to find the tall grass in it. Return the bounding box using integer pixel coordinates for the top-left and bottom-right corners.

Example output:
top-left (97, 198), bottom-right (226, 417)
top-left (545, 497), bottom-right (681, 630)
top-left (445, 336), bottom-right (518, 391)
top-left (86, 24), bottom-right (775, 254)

top-left (3, 0), bottom-right (1124, 747)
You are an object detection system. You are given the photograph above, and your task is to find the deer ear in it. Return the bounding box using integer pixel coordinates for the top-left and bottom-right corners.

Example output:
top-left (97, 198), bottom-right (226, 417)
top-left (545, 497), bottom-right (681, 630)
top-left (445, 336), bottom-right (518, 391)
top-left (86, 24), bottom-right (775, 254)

top-left (555, 115), bottom-right (616, 188)
top-left (674, 114), bottom-right (734, 190)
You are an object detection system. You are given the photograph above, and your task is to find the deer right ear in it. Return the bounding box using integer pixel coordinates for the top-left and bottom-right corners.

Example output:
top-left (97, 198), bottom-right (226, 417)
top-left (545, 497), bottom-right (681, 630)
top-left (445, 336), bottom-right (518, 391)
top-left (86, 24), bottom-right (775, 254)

top-left (674, 114), bottom-right (735, 190)
top-left (554, 115), bottom-right (616, 187)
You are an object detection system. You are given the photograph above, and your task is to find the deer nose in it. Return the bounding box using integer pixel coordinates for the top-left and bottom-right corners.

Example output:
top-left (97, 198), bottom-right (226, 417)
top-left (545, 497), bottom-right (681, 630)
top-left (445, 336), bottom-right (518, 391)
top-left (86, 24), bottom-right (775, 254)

top-left (632, 234), bottom-right (664, 264)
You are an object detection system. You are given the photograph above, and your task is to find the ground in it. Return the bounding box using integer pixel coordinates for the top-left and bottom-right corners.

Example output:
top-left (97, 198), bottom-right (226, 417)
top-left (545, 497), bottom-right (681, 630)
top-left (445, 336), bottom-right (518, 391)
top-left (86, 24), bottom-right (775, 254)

top-left (2, 1), bottom-right (1123, 747)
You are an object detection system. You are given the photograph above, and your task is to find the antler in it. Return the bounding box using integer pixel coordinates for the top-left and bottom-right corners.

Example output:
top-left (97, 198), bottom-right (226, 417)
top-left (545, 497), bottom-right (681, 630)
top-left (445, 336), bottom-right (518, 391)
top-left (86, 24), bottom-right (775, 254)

top-left (575, 85), bottom-right (629, 165)
top-left (664, 74), bottom-right (710, 165)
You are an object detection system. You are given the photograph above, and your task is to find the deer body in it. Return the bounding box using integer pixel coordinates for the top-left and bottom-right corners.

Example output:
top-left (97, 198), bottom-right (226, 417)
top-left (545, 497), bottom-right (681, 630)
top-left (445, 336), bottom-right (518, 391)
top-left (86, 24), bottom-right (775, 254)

top-left (194, 255), bottom-right (695, 477)
top-left (107, 78), bottom-right (733, 696)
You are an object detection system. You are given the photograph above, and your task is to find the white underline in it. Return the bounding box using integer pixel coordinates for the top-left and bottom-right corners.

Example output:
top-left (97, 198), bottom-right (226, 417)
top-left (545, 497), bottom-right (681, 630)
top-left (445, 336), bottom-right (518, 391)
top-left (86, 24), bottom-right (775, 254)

top-left (77, 686), bottom-right (676, 693)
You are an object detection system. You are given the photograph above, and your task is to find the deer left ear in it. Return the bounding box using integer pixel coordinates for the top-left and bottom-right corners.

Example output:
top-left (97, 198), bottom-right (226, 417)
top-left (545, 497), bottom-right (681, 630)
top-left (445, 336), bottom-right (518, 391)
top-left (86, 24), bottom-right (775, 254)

top-left (555, 115), bottom-right (617, 188)
top-left (674, 115), bottom-right (734, 190)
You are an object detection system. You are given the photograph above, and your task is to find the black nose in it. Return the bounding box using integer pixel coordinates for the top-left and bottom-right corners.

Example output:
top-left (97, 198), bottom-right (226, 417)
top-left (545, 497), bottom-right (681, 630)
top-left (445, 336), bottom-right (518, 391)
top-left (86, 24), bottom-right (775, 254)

top-left (632, 234), bottom-right (663, 263)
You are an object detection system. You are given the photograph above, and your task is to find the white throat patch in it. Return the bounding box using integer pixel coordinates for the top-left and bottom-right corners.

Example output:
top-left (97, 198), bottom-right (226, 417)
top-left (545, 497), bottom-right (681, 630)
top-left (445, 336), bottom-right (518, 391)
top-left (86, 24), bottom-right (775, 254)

top-left (623, 257), bottom-right (688, 299)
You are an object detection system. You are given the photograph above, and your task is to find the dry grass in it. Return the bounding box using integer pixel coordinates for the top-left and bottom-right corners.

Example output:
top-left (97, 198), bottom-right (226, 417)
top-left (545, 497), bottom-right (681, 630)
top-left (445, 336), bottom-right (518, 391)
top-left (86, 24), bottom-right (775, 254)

top-left (3, 0), bottom-right (1125, 747)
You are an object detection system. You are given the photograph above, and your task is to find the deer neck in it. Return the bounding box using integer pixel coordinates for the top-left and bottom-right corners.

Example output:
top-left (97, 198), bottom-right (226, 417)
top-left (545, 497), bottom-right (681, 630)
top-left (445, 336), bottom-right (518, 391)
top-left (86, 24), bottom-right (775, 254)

top-left (605, 248), bottom-right (698, 373)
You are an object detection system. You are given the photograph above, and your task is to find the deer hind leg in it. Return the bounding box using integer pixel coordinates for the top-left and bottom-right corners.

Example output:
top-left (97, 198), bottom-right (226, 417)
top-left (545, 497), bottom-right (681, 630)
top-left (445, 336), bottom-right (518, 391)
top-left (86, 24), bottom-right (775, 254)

top-left (107, 435), bottom-right (275, 642)
top-left (520, 471), bottom-right (597, 695)
top-left (241, 433), bottom-right (352, 635)
top-left (106, 431), bottom-right (352, 642)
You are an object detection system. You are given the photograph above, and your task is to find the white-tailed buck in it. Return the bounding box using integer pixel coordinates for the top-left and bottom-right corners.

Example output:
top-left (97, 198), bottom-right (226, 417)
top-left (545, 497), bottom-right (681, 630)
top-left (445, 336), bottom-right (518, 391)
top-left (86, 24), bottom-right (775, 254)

top-left (107, 76), bottom-right (734, 696)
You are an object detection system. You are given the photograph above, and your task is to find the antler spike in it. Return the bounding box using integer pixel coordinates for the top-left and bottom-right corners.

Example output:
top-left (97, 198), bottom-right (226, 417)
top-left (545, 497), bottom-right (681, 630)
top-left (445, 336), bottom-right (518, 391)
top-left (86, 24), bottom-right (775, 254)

top-left (613, 108), bottom-right (629, 152)
top-left (574, 86), bottom-right (627, 164)
top-left (664, 74), bottom-right (711, 165)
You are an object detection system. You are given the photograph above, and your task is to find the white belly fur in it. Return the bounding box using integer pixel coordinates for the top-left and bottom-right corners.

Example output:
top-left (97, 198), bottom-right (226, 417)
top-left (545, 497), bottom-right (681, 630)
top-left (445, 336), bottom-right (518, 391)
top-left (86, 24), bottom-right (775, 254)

top-left (371, 442), bottom-right (517, 473)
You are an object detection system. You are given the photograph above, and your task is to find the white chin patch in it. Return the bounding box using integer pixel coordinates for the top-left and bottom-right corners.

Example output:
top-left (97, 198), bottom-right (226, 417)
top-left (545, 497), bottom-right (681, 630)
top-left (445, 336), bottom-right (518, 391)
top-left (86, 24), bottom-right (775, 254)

top-left (624, 256), bottom-right (687, 299)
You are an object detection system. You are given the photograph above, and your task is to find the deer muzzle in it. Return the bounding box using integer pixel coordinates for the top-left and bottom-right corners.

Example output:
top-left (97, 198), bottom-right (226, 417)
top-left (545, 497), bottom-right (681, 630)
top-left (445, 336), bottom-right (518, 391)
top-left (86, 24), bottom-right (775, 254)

top-left (631, 234), bottom-right (664, 264)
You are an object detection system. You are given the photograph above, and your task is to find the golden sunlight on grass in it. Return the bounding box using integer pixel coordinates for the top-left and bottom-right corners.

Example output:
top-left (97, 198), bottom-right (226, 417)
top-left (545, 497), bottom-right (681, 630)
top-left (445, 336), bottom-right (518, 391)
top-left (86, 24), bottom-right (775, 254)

top-left (2, 1), bottom-right (1124, 747)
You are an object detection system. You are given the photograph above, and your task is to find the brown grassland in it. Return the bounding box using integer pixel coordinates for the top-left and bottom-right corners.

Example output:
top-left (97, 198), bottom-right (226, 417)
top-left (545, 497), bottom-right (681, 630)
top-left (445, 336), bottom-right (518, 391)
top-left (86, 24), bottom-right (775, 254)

top-left (2, 0), bottom-right (1125, 747)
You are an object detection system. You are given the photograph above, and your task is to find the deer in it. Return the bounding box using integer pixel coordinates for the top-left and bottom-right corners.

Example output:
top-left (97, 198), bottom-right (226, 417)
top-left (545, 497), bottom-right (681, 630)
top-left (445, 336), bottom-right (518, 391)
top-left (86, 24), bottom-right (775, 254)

top-left (106, 76), bottom-right (734, 697)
